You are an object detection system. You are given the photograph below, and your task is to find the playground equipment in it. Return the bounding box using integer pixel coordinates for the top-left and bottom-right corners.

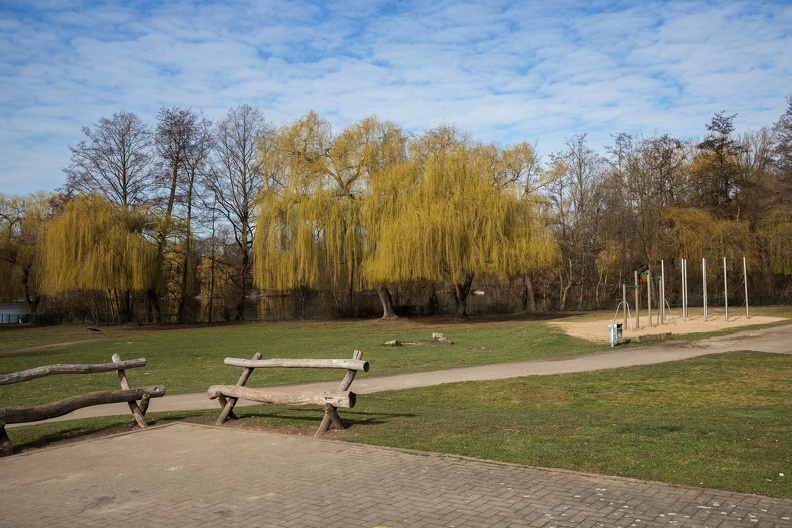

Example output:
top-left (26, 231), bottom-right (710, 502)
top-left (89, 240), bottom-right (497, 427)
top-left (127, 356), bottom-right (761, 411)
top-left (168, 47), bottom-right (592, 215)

top-left (619, 256), bottom-right (750, 331)
top-left (612, 284), bottom-right (633, 331)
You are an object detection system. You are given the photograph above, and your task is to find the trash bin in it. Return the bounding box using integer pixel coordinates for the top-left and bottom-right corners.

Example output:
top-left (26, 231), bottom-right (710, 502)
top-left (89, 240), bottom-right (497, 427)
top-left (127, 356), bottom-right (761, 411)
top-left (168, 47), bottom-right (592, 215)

top-left (608, 323), bottom-right (623, 347)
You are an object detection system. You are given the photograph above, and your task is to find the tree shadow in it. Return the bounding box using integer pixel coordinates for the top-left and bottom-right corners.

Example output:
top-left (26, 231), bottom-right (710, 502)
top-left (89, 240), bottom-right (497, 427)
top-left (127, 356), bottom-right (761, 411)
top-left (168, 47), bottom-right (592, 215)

top-left (5, 406), bottom-right (419, 454)
top-left (407, 311), bottom-right (587, 325)
top-left (226, 406), bottom-right (417, 429)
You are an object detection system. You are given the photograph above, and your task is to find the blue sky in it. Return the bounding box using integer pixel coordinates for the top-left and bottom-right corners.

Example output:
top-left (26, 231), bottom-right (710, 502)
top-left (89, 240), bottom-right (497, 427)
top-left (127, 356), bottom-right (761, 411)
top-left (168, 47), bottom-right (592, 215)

top-left (1, 0), bottom-right (791, 196)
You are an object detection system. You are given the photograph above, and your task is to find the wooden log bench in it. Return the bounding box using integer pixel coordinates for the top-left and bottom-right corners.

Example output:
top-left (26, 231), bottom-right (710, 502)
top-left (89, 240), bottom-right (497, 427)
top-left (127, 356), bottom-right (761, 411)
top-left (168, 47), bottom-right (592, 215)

top-left (207, 350), bottom-right (368, 437)
top-left (0, 354), bottom-right (165, 456)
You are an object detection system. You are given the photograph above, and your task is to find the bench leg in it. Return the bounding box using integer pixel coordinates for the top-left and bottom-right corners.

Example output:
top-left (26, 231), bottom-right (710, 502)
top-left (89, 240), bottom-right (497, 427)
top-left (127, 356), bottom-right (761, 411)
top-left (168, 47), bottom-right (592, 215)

top-left (113, 354), bottom-right (149, 428)
top-left (0, 422), bottom-right (13, 457)
top-left (216, 395), bottom-right (238, 420)
top-left (315, 350), bottom-right (363, 437)
top-left (138, 393), bottom-right (151, 415)
top-left (215, 352), bottom-right (262, 425)
top-left (126, 401), bottom-right (149, 428)
top-left (124, 392), bottom-right (150, 428)
top-left (315, 405), bottom-right (346, 437)
top-left (216, 396), bottom-right (239, 425)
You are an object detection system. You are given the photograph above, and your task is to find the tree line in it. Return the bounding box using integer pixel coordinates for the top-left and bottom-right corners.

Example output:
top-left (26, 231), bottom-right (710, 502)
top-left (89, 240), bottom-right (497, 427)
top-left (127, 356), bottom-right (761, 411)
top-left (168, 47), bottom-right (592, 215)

top-left (2, 98), bottom-right (791, 322)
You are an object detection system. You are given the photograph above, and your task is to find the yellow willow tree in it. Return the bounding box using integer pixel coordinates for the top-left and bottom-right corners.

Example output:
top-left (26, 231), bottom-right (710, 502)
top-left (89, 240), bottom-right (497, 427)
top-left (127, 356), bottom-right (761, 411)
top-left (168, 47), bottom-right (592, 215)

top-left (342, 115), bottom-right (409, 317)
top-left (661, 207), bottom-right (754, 262)
top-left (38, 194), bottom-right (158, 320)
top-left (475, 140), bottom-right (557, 311)
top-left (254, 112), bottom-right (340, 299)
top-left (762, 208), bottom-right (792, 275)
top-left (254, 113), bottom-right (408, 317)
top-left (0, 192), bottom-right (53, 313)
top-left (364, 125), bottom-right (559, 318)
top-left (660, 206), bottom-right (756, 295)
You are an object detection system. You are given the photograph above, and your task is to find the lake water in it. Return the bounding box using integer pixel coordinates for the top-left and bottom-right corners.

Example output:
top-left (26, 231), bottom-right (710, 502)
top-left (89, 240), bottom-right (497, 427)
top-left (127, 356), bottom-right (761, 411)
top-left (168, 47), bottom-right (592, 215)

top-left (0, 301), bottom-right (27, 323)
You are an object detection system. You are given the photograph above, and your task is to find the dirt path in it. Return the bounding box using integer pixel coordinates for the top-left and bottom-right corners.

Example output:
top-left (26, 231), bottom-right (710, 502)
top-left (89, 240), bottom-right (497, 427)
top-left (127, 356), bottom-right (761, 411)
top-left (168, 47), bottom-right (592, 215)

top-left (0, 340), bottom-right (94, 357)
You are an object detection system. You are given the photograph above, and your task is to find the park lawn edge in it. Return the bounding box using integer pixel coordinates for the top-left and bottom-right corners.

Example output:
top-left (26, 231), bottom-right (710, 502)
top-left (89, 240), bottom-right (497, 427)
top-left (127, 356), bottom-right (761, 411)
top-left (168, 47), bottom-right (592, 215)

top-left (4, 350), bottom-right (790, 500)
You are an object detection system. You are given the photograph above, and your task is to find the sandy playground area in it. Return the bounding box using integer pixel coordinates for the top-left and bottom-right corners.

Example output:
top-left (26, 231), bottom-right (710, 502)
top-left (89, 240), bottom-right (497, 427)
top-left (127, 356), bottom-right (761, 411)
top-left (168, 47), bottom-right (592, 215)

top-left (550, 312), bottom-right (787, 343)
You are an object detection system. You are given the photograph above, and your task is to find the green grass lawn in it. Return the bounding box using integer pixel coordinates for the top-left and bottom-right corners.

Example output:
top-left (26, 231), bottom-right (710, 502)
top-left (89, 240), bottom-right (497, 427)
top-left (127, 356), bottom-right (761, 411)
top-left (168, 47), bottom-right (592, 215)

top-left (0, 314), bottom-right (602, 405)
top-left (2, 308), bottom-right (791, 499)
top-left (342, 351), bottom-right (792, 499)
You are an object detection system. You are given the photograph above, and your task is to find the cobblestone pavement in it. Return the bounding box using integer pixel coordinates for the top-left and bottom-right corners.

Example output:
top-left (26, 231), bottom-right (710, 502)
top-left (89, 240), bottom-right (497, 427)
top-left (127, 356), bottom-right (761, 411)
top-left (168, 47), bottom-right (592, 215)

top-left (1, 423), bottom-right (790, 528)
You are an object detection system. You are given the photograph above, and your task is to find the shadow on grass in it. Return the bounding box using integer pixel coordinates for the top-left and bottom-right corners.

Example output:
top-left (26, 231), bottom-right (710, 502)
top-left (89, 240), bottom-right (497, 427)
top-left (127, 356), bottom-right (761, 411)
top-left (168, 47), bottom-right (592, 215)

top-left (5, 407), bottom-right (416, 455)
top-left (405, 311), bottom-right (586, 325)
top-left (224, 407), bottom-right (418, 431)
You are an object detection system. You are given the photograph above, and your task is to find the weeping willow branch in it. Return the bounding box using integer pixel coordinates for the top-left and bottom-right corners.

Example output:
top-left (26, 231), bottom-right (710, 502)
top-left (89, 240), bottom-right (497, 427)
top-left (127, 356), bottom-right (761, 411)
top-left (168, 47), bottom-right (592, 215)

top-left (38, 194), bottom-right (157, 295)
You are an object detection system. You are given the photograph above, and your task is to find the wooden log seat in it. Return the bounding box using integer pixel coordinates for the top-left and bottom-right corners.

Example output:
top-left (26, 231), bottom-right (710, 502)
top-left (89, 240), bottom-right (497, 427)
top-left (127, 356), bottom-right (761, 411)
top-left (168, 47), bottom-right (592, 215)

top-left (207, 350), bottom-right (368, 436)
top-left (0, 354), bottom-right (166, 456)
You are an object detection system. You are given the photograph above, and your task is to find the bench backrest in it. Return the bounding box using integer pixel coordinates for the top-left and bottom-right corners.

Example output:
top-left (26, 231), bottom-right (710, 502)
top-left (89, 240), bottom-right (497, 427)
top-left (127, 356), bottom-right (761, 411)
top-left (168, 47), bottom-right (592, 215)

top-left (223, 357), bottom-right (369, 371)
top-left (0, 358), bottom-right (147, 386)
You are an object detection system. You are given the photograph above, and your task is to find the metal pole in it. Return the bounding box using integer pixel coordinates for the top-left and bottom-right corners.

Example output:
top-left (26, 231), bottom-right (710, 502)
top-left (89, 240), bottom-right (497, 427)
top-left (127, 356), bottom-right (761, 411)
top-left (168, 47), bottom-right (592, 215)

top-left (703, 258), bottom-right (708, 322)
top-left (724, 257), bottom-right (729, 322)
top-left (623, 283), bottom-right (627, 327)
top-left (682, 258), bottom-right (688, 321)
top-left (660, 260), bottom-right (666, 324)
top-left (682, 259), bottom-right (687, 321)
top-left (635, 270), bottom-right (640, 329)
top-left (647, 266), bottom-right (652, 327)
top-left (744, 256), bottom-right (749, 319)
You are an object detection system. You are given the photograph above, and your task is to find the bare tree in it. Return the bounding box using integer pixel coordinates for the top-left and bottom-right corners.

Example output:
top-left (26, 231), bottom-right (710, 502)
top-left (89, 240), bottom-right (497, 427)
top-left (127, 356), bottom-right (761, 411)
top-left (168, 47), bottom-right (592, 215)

top-left (64, 112), bottom-right (154, 206)
top-left (151, 107), bottom-right (213, 322)
top-left (772, 95), bottom-right (792, 191)
top-left (204, 104), bottom-right (273, 319)
top-left (549, 134), bottom-right (608, 310)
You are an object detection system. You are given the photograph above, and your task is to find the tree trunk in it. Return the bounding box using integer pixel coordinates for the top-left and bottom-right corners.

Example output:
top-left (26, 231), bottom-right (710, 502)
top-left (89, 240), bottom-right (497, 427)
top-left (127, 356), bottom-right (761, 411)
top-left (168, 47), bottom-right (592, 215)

top-left (559, 259), bottom-right (573, 311)
top-left (236, 249), bottom-right (248, 320)
top-left (237, 237), bottom-right (250, 321)
top-left (523, 275), bottom-right (537, 312)
top-left (146, 288), bottom-right (162, 323)
top-left (377, 285), bottom-right (398, 319)
top-left (176, 248), bottom-right (189, 322)
top-left (759, 251), bottom-right (775, 302)
top-left (595, 268), bottom-right (604, 309)
top-left (428, 288), bottom-right (439, 315)
top-left (21, 267), bottom-right (40, 315)
top-left (176, 182), bottom-right (194, 323)
top-left (453, 273), bottom-right (474, 319)
top-left (207, 253), bottom-right (215, 323)
top-left (151, 166), bottom-right (179, 323)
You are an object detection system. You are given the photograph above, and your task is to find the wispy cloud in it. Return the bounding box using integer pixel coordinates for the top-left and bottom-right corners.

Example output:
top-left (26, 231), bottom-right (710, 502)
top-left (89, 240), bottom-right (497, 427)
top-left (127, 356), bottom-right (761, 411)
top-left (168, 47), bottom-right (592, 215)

top-left (1, 0), bottom-right (790, 195)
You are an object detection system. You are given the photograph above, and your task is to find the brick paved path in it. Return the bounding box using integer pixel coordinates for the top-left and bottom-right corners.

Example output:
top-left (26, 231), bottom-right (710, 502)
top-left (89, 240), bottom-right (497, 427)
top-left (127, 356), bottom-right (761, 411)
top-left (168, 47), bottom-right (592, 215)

top-left (1, 423), bottom-right (790, 528)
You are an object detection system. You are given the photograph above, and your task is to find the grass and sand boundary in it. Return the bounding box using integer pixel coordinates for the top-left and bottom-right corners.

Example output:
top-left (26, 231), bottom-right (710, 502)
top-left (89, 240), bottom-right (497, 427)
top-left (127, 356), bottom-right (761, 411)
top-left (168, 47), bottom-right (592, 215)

top-left (552, 310), bottom-right (785, 342)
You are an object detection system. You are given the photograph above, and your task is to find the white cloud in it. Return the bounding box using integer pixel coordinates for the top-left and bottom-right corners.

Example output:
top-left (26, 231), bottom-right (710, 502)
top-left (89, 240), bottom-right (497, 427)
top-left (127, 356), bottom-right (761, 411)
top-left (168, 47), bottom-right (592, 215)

top-left (0, 0), bottom-right (790, 195)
